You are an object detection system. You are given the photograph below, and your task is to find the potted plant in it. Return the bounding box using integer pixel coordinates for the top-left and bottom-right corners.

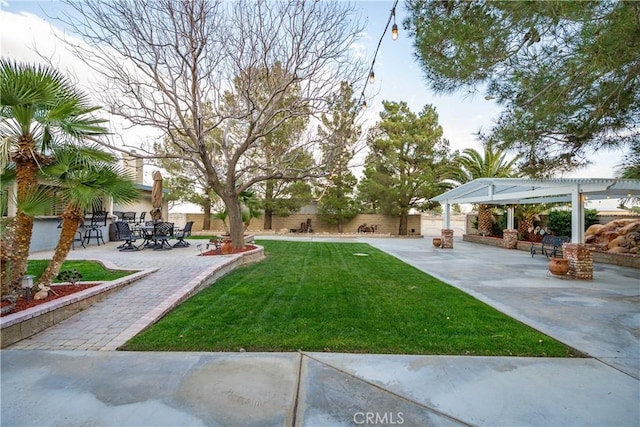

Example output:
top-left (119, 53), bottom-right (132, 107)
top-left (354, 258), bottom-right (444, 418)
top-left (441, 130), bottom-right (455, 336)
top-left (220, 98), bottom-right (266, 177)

top-left (548, 257), bottom-right (569, 276)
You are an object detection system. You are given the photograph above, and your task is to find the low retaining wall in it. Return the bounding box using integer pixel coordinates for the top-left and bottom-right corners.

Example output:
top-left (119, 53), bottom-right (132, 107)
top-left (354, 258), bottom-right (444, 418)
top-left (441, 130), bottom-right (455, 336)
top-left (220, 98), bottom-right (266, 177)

top-left (463, 234), bottom-right (639, 269)
top-left (1, 269), bottom-right (155, 348)
top-left (0, 246), bottom-right (266, 348)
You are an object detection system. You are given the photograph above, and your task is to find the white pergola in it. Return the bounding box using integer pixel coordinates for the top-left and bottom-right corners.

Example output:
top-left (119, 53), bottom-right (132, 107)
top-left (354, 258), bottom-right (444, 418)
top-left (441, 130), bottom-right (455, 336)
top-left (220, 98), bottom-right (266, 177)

top-left (431, 178), bottom-right (640, 243)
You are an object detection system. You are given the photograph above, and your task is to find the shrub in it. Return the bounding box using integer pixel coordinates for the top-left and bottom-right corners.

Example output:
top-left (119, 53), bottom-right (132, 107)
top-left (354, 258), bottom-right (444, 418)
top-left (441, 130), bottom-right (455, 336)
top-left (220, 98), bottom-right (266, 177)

top-left (547, 209), bottom-right (599, 238)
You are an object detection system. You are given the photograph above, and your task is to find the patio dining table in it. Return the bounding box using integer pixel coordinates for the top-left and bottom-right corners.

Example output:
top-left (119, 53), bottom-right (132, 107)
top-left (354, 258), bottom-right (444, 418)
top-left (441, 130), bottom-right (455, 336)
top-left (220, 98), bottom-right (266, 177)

top-left (135, 223), bottom-right (173, 250)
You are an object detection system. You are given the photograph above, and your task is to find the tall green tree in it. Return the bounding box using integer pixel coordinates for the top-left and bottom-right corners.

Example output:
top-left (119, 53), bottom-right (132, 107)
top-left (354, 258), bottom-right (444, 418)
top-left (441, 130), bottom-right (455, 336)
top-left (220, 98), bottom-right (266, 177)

top-left (405, 1), bottom-right (640, 175)
top-left (316, 82), bottom-right (362, 232)
top-left (258, 148), bottom-right (314, 230)
top-left (450, 144), bottom-right (520, 235)
top-left (0, 59), bottom-right (107, 294)
top-left (36, 145), bottom-right (139, 286)
top-left (617, 141), bottom-right (640, 179)
top-left (254, 107), bottom-right (313, 230)
top-left (358, 101), bottom-right (452, 235)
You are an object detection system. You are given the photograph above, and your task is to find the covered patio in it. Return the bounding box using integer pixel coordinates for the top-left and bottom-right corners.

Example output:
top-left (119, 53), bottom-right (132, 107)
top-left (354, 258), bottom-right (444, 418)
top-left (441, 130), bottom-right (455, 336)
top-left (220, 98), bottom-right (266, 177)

top-left (430, 178), bottom-right (640, 278)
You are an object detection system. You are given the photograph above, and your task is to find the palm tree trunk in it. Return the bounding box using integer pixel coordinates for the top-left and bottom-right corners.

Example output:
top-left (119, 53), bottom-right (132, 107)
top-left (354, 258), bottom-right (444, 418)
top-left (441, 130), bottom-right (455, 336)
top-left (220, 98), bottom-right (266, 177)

top-left (1, 218), bottom-right (17, 294)
top-left (37, 206), bottom-right (83, 286)
top-left (8, 154), bottom-right (38, 292)
top-left (477, 204), bottom-right (493, 235)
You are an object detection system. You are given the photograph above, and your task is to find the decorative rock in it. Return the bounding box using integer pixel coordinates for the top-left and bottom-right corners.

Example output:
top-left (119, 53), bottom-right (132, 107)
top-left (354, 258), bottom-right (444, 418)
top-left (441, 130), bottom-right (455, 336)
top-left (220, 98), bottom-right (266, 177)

top-left (585, 218), bottom-right (640, 255)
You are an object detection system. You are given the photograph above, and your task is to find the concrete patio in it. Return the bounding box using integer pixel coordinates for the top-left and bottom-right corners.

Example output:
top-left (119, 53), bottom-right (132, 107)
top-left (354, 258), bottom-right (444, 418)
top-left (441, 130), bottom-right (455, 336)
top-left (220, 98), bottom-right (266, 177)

top-left (1, 236), bottom-right (638, 426)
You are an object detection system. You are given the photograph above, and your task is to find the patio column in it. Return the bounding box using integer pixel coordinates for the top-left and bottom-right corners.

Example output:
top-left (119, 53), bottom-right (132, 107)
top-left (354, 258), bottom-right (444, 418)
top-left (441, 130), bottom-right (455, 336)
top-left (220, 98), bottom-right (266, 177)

top-left (443, 200), bottom-right (451, 229)
top-left (441, 229), bottom-right (454, 249)
top-left (506, 206), bottom-right (515, 230)
top-left (503, 229), bottom-right (518, 249)
top-left (570, 186), bottom-right (585, 243)
top-left (563, 243), bottom-right (594, 280)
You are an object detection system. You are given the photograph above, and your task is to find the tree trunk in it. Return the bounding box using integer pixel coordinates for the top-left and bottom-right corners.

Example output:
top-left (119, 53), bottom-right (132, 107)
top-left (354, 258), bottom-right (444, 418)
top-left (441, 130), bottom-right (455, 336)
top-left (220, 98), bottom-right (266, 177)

top-left (337, 218), bottom-right (343, 233)
top-left (264, 180), bottom-right (273, 230)
top-left (398, 212), bottom-right (408, 235)
top-left (37, 206), bottom-right (83, 286)
top-left (1, 218), bottom-right (17, 295)
top-left (477, 204), bottom-right (493, 235)
top-left (202, 195), bottom-right (211, 230)
top-left (264, 209), bottom-right (273, 230)
top-left (225, 193), bottom-right (245, 248)
top-left (8, 156), bottom-right (39, 292)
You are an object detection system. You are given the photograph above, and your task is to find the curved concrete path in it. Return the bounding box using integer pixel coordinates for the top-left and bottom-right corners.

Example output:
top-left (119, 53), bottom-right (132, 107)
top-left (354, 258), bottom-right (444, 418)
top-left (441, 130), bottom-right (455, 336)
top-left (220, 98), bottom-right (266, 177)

top-left (2, 236), bottom-right (639, 426)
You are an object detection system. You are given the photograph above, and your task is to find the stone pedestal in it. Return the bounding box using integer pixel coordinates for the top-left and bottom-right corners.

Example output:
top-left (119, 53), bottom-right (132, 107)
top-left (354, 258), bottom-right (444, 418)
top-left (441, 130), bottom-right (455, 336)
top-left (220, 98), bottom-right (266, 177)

top-left (503, 229), bottom-right (518, 249)
top-left (441, 229), bottom-right (454, 249)
top-left (562, 243), bottom-right (594, 280)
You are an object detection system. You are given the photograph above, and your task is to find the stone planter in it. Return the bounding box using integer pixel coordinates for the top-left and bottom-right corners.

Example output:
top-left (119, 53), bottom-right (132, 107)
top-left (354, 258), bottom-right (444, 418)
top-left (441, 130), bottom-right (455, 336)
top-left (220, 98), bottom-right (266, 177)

top-left (548, 258), bottom-right (569, 276)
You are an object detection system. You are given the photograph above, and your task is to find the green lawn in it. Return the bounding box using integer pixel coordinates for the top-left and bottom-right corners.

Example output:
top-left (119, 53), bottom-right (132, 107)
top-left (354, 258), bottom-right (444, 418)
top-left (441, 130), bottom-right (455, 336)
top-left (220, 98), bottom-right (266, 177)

top-left (123, 240), bottom-right (581, 357)
top-left (27, 260), bottom-right (134, 283)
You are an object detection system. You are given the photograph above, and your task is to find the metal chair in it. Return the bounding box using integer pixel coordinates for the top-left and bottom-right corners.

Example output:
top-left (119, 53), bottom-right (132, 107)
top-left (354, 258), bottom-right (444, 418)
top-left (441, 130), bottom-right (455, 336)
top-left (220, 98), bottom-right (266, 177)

top-left (173, 221), bottom-right (194, 247)
top-left (123, 211), bottom-right (137, 223)
top-left (83, 211), bottom-right (108, 246)
top-left (137, 211), bottom-right (146, 225)
top-left (114, 221), bottom-right (139, 251)
top-left (151, 221), bottom-right (174, 250)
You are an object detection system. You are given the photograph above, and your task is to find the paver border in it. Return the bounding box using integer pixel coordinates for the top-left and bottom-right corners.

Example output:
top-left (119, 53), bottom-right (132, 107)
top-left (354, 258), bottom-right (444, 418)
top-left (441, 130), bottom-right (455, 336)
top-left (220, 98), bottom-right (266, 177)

top-left (0, 265), bottom-right (154, 347)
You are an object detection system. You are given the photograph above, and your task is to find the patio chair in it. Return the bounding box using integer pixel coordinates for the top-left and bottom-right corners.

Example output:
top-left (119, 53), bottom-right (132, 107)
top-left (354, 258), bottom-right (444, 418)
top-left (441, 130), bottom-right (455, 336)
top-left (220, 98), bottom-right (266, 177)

top-left (151, 221), bottom-right (174, 250)
top-left (113, 211), bottom-right (124, 221)
top-left (83, 211), bottom-right (108, 246)
top-left (123, 211), bottom-right (137, 223)
top-left (114, 221), bottom-right (139, 251)
top-left (137, 211), bottom-right (146, 225)
top-left (173, 221), bottom-right (194, 247)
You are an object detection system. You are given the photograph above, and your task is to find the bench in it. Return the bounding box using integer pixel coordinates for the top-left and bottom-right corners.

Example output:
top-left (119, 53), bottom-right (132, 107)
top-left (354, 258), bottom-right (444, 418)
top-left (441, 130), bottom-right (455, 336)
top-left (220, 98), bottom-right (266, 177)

top-left (531, 235), bottom-right (570, 258)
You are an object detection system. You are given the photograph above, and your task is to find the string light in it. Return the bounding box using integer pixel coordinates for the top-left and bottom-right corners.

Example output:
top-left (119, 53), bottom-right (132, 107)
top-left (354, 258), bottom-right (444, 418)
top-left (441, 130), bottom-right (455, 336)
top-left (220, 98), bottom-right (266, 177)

top-left (358, 0), bottom-right (399, 111)
top-left (391, 8), bottom-right (399, 40)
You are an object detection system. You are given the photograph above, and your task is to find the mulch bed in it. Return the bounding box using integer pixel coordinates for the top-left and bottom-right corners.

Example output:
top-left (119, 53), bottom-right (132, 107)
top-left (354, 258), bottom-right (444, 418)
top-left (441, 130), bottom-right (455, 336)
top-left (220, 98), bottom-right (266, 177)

top-left (200, 244), bottom-right (257, 256)
top-left (1, 284), bottom-right (99, 317)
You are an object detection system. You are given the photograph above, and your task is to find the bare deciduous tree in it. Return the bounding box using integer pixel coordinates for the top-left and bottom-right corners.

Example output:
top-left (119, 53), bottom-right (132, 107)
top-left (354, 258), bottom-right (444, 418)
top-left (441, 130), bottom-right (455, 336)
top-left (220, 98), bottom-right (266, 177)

top-left (58, 0), bottom-right (365, 246)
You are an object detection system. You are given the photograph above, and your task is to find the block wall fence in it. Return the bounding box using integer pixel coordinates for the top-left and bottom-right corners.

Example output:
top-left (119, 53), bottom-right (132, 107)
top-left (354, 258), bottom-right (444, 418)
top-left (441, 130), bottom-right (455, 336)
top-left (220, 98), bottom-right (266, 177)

top-left (169, 213), bottom-right (422, 235)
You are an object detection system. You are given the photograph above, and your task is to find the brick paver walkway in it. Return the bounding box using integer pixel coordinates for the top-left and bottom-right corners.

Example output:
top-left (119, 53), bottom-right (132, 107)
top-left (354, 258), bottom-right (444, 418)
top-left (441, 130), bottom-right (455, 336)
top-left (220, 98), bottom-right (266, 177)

top-left (9, 241), bottom-right (243, 351)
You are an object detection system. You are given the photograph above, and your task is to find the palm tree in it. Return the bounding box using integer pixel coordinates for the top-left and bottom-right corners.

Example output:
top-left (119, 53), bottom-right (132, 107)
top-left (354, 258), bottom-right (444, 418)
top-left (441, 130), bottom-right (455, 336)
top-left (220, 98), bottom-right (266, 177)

top-left (0, 59), bottom-right (107, 293)
top-left (36, 145), bottom-right (139, 286)
top-left (516, 204), bottom-right (543, 241)
top-left (452, 144), bottom-right (520, 235)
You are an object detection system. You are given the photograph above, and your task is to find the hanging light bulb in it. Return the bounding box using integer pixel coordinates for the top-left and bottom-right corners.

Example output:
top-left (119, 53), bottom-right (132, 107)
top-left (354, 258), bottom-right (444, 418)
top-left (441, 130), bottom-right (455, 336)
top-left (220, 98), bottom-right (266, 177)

top-left (369, 70), bottom-right (375, 84)
top-left (362, 100), bottom-right (367, 109)
top-left (391, 8), bottom-right (398, 41)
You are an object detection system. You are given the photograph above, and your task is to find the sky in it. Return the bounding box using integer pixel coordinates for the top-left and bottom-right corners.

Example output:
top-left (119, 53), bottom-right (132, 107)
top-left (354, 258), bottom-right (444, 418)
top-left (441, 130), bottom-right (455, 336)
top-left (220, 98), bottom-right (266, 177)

top-left (0, 0), bottom-right (628, 210)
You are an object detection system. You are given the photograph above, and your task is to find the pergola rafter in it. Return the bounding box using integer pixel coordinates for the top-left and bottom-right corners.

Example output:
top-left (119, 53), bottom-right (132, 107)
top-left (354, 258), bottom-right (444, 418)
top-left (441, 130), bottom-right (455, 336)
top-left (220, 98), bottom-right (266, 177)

top-left (431, 178), bottom-right (640, 243)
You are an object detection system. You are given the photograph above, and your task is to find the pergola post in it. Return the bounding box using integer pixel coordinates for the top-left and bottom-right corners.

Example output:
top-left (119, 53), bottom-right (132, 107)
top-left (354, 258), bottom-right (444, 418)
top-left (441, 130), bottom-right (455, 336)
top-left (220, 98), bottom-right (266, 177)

top-left (441, 200), bottom-right (453, 248)
top-left (443, 201), bottom-right (451, 229)
top-left (570, 186), bottom-right (584, 244)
